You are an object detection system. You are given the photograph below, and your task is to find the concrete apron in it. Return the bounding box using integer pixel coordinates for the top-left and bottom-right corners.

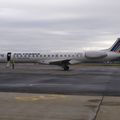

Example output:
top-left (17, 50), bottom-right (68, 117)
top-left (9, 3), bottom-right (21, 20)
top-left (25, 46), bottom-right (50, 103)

top-left (0, 92), bottom-right (119, 120)
top-left (0, 92), bottom-right (101, 120)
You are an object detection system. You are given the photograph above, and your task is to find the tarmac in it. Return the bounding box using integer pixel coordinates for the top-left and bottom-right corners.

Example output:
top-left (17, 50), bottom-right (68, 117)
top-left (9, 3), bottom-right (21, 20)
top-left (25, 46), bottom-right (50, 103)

top-left (0, 63), bottom-right (120, 120)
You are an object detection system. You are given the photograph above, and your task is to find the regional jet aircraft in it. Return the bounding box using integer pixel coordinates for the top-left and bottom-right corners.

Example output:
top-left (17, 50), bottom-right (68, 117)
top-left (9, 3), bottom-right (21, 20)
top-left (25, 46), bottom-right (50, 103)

top-left (0, 38), bottom-right (120, 71)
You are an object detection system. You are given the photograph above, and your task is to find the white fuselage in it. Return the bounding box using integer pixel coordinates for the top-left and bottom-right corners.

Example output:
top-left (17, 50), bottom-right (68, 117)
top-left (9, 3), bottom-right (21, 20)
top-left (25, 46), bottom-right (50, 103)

top-left (1, 38), bottom-right (120, 70)
top-left (0, 50), bottom-right (119, 64)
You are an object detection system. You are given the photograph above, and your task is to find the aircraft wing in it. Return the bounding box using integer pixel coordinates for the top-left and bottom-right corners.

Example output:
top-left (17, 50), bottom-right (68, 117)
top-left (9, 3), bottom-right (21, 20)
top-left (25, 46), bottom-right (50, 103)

top-left (49, 59), bottom-right (70, 65)
top-left (40, 59), bottom-right (71, 66)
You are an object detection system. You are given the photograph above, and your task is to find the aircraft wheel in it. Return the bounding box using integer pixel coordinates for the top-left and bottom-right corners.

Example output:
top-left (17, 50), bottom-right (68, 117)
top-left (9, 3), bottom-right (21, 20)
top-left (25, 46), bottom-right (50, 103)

top-left (64, 66), bottom-right (69, 71)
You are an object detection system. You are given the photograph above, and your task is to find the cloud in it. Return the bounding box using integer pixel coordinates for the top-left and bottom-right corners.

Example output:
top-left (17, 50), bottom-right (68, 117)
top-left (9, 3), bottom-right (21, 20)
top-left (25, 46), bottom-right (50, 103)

top-left (0, 0), bottom-right (120, 51)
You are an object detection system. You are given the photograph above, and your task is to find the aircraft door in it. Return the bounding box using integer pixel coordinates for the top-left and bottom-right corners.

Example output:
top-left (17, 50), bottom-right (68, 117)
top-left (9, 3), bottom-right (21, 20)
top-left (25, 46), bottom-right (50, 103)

top-left (6, 52), bottom-right (14, 69)
top-left (7, 52), bottom-right (11, 62)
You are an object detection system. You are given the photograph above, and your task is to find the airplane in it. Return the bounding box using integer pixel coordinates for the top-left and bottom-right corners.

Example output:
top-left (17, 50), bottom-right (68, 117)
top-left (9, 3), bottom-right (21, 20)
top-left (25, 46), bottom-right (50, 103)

top-left (0, 38), bottom-right (120, 71)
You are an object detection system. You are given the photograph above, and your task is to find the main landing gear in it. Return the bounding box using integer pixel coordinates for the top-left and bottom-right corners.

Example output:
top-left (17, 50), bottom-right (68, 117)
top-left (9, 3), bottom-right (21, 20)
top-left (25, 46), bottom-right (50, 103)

top-left (63, 65), bottom-right (69, 71)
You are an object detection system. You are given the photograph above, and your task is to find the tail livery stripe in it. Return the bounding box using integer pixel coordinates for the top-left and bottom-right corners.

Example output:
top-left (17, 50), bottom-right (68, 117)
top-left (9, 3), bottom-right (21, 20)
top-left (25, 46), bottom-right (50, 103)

top-left (110, 38), bottom-right (120, 52)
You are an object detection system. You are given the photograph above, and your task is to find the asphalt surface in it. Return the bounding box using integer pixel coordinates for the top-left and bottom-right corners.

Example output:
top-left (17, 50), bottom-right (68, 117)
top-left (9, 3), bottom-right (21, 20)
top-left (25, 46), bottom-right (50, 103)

top-left (0, 63), bottom-right (120, 96)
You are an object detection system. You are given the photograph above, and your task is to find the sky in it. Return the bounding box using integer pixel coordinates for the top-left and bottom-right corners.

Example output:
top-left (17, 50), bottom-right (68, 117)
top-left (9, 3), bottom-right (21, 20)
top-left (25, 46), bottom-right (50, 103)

top-left (0, 0), bottom-right (120, 52)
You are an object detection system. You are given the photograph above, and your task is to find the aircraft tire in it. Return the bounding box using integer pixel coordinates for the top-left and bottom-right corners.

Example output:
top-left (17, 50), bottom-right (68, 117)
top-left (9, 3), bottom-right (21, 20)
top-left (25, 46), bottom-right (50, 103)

top-left (64, 66), bottom-right (69, 71)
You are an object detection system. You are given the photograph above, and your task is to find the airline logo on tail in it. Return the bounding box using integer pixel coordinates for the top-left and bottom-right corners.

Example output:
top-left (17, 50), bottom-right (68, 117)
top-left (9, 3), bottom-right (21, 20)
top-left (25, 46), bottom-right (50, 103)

top-left (110, 38), bottom-right (120, 53)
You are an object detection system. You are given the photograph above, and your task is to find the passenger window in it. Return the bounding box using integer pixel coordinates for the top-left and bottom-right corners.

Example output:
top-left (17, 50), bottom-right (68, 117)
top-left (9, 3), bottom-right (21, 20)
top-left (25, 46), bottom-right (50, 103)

top-left (68, 55), bottom-right (71, 57)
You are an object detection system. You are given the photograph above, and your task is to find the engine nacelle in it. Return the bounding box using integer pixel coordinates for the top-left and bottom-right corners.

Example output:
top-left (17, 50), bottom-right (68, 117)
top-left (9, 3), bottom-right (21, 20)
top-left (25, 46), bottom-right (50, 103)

top-left (85, 51), bottom-right (107, 59)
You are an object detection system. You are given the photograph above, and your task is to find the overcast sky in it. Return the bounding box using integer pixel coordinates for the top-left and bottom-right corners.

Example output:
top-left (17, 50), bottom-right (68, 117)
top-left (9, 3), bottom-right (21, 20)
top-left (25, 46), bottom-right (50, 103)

top-left (0, 0), bottom-right (120, 52)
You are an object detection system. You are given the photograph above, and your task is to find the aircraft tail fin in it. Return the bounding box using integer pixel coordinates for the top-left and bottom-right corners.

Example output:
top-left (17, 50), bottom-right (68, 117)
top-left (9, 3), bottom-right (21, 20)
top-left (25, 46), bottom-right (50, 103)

top-left (109, 38), bottom-right (120, 52)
